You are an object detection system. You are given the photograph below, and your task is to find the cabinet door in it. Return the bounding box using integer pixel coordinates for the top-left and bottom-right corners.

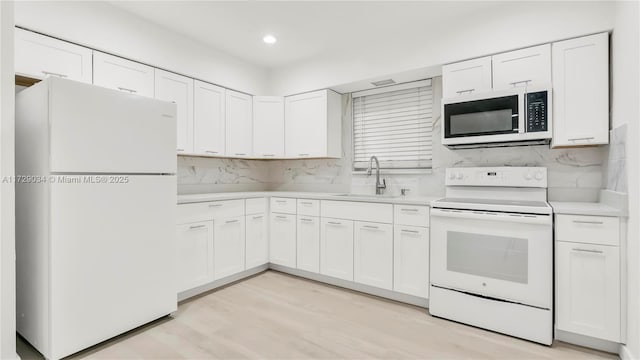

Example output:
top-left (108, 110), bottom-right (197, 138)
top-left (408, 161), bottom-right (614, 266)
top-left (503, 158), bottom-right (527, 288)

top-left (194, 80), bottom-right (226, 156)
top-left (552, 33), bottom-right (609, 147)
top-left (270, 213), bottom-right (296, 267)
top-left (320, 218), bottom-right (354, 281)
top-left (354, 221), bottom-right (393, 290)
top-left (442, 56), bottom-right (492, 98)
top-left (15, 28), bottom-right (92, 83)
top-left (556, 241), bottom-right (620, 342)
top-left (253, 96), bottom-right (285, 158)
top-left (246, 213), bottom-right (268, 269)
top-left (285, 90), bottom-right (327, 158)
top-left (176, 221), bottom-right (214, 292)
top-left (92, 51), bottom-right (155, 97)
top-left (492, 44), bottom-right (551, 90)
top-left (225, 90), bottom-right (253, 157)
top-left (155, 70), bottom-right (194, 154)
top-left (297, 216), bottom-right (320, 273)
top-left (393, 225), bottom-right (429, 298)
top-left (213, 216), bottom-right (246, 280)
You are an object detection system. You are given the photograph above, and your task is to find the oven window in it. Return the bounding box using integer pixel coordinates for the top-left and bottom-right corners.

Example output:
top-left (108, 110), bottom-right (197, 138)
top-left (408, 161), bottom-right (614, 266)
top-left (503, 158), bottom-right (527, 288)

top-left (446, 231), bottom-right (528, 284)
top-left (450, 109), bottom-right (514, 135)
top-left (444, 95), bottom-right (519, 138)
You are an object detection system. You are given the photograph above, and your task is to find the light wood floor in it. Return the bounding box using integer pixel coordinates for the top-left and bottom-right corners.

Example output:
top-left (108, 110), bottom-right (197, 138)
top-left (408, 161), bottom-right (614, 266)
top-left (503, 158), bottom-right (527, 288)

top-left (18, 270), bottom-right (617, 360)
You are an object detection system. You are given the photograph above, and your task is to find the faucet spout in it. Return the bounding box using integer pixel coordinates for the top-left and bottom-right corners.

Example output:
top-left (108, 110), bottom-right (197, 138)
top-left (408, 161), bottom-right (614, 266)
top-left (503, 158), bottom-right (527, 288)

top-left (367, 156), bottom-right (386, 195)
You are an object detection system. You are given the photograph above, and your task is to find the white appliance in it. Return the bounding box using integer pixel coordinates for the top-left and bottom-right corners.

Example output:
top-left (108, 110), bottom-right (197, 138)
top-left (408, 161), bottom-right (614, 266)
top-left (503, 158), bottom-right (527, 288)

top-left (15, 78), bottom-right (178, 360)
top-left (442, 85), bottom-right (552, 148)
top-left (429, 167), bottom-right (553, 345)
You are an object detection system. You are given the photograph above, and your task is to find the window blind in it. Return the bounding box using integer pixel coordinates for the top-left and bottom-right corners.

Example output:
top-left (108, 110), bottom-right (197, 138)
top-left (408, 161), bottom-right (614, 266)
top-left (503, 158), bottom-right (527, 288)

top-left (352, 80), bottom-right (433, 170)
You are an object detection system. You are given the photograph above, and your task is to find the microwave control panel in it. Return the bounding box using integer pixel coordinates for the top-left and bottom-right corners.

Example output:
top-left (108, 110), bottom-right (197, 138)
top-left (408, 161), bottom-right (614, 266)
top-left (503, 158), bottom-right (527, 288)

top-left (526, 91), bottom-right (548, 133)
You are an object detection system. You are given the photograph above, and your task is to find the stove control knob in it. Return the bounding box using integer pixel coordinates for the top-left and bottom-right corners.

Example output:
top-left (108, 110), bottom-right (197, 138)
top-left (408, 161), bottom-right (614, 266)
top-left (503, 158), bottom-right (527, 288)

top-left (535, 172), bottom-right (544, 181)
top-left (524, 172), bottom-right (533, 180)
top-left (456, 173), bottom-right (464, 180)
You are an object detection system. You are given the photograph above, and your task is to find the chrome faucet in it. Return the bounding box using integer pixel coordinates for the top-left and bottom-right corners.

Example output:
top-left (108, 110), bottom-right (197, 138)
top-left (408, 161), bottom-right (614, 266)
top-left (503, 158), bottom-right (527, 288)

top-left (366, 156), bottom-right (386, 195)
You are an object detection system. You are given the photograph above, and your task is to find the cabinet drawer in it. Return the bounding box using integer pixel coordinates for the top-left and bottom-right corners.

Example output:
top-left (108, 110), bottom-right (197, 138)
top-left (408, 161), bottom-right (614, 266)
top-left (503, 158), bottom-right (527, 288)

top-left (394, 205), bottom-right (429, 227)
top-left (321, 200), bottom-right (392, 224)
top-left (246, 197), bottom-right (267, 215)
top-left (297, 199), bottom-right (320, 217)
top-left (178, 200), bottom-right (245, 223)
top-left (270, 197), bottom-right (296, 214)
top-left (556, 215), bottom-right (619, 246)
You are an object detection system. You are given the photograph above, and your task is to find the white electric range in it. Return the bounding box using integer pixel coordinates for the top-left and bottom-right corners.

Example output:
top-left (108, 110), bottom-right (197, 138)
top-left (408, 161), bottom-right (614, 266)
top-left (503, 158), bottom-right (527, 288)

top-left (429, 167), bottom-right (553, 345)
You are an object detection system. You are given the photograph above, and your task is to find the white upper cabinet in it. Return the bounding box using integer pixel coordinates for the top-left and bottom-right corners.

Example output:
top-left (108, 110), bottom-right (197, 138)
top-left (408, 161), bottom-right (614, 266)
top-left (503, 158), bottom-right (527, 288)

top-left (442, 56), bottom-right (492, 98)
top-left (225, 90), bottom-right (253, 158)
top-left (253, 96), bottom-right (285, 158)
top-left (551, 33), bottom-right (609, 147)
top-left (492, 44), bottom-right (551, 90)
top-left (15, 28), bottom-right (92, 84)
top-left (285, 89), bottom-right (342, 158)
top-left (154, 69), bottom-right (194, 154)
top-left (194, 80), bottom-right (226, 156)
top-left (93, 51), bottom-right (155, 98)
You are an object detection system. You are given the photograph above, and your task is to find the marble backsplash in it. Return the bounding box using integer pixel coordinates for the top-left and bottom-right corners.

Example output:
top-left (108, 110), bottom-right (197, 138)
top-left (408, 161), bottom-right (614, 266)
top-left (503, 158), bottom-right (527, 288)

top-left (179, 79), bottom-right (610, 202)
top-left (603, 124), bottom-right (627, 193)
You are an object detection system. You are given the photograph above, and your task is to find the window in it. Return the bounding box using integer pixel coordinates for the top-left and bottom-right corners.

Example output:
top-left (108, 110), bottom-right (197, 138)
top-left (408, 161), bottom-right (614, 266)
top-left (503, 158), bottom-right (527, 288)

top-left (352, 79), bottom-right (433, 171)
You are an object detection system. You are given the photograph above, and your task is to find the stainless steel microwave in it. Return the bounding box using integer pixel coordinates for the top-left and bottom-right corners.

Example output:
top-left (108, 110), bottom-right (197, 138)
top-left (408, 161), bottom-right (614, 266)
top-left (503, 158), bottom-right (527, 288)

top-left (442, 85), bottom-right (552, 148)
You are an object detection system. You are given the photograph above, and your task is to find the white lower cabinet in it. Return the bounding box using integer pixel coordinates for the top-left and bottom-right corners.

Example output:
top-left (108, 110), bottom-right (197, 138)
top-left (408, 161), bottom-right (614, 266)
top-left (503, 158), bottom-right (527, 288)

top-left (297, 216), bottom-right (320, 273)
top-left (354, 221), bottom-right (393, 290)
top-left (270, 213), bottom-right (296, 267)
top-left (320, 218), bottom-right (354, 281)
top-left (176, 221), bottom-right (214, 293)
top-left (213, 216), bottom-right (246, 280)
top-left (393, 225), bottom-right (429, 298)
top-left (556, 241), bottom-right (620, 342)
top-left (245, 213), bottom-right (268, 269)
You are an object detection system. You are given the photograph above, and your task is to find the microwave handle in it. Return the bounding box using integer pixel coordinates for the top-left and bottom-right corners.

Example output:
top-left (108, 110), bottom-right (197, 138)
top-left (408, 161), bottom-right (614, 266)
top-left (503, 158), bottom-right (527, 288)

top-left (456, 88), bottom-right (475, 95)
top-left (510, 80), bottom-right (532, 87)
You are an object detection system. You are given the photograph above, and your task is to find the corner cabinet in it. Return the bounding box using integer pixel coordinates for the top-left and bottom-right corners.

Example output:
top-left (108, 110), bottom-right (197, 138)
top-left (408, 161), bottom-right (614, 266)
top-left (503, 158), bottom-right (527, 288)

top-left (193, 80), bottom-right (226, 156)
top-left (15, 28), bottom-right (93, 84)
top-left (442, 56), bottom-right (492, 98)
top-left (225, 90), bottom-right (253, 158)
top-left (154, 70), bottom-right (194, 154)
top-left (551, 33), bottom-right (609, 147)
top-left (285, 90), bottom-right (342, 158)
top-left (253, 96), bottom-right (285, 158)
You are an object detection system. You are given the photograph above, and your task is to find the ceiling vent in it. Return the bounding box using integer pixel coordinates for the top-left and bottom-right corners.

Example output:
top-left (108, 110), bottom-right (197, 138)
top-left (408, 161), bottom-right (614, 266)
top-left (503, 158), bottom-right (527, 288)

top-left (371, 79), bottom-right (396, 87)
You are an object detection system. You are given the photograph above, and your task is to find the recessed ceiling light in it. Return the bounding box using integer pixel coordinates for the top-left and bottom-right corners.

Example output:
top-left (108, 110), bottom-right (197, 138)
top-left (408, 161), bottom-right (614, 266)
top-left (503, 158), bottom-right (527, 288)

top-left (263, 35), bottom-right (277, 45)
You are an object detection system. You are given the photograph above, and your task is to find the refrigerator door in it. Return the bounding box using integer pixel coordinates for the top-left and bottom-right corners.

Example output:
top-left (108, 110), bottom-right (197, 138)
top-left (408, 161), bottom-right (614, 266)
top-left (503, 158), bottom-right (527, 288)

top-left (48, 78), bottom-right (176, 174)
top-left (48, 175), bottom-right (176, 359)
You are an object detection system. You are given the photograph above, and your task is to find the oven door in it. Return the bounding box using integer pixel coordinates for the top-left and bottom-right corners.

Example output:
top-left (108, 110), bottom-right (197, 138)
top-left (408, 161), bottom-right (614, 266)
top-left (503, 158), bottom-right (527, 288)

top-left (430, 208), bottom-right (552, 309)
top-left (442, 90), bottom-right (524, 146)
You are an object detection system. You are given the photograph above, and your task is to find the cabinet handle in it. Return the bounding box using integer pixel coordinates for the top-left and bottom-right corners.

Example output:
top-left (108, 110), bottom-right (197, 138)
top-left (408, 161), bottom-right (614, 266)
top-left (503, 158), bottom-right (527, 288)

top-left (252, 215), bottom-right (263, 220)
top-left (400, 208), bottom-right (419, 212)
top-left (263, 154), bottom-right (275, 157)
top-left (189, 224), bottom-right (205, 230)
top-left (41, 70), bottom-right (68, 78)
top-left (208, 203), bottom-right (223, 207)
top-left (572, 220), bottom-right (604, 225)
top-left (205, 150), bottom-right (219, 154)
top-left (300, 218), bottom-right (314, 222)
top-left (298, 153), bottom-right (310, 157)
top-left (177, 148), bottom-right (185, 152)
top-left (235, 153), bottom-right (247, 156)
top-left (117, 86), bottom-right (137, 94)
top-left (401, 229), bottom-right (420, 234)
top-left (509, 80), bottom-right (532, 86)
top-left (327, 221), bottom-right (342, 225)
top-left (300, 201), bottom-right (313, 205)
top-left (572, 248), bottom-right (604, 254)
top-left (456, 88), bottom-right (475, 94)
top-left (275, 200), bottom-right (287, 203)
top-left (568, 137), bottom-right (595, 142)
top-left (275, 215), bottom-right (287, 219)
top-left (225, 219), bottom-right (239, 224)
top-left (362, 225), bottom-right (380, 230)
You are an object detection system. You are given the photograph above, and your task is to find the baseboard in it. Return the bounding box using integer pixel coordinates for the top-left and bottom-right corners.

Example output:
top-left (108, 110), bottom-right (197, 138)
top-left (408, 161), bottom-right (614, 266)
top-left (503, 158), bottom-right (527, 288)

top-left (619, 344), bottom-right (636, 360)
top-left (178, 264), bottom-right (269, 302)
top-left (269, 264), bottom-right (429, 308)
top-left (555, 330), bottom-right (620, 354)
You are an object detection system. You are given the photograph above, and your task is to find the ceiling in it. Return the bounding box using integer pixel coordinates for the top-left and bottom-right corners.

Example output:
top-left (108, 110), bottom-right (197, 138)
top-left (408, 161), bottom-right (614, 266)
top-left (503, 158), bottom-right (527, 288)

top-left (109, 1), bottom-right (501, 70)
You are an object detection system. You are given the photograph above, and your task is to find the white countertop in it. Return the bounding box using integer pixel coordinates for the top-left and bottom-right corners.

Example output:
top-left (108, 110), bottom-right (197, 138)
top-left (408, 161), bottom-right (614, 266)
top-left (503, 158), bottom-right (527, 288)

top-left (178, 191), bottom-right (440, 206)
top-left (549, 201), bottom-right (626, 217)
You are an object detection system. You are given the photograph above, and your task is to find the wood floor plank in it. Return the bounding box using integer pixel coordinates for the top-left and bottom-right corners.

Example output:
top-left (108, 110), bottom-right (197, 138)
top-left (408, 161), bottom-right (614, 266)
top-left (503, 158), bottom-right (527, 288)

top-left (17, 270), bottom-right (618, 360)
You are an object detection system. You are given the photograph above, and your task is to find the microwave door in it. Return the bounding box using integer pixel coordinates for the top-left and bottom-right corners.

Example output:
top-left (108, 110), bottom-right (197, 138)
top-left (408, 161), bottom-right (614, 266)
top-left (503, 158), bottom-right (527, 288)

top-left (443, 94), bottom-right (519, 139)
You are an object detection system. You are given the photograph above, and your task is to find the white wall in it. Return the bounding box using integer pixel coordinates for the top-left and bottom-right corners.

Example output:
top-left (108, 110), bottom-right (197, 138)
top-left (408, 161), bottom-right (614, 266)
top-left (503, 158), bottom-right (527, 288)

top-left (0, 2), bottom-right (17, 359)
top-left (269, 1), bottom-right (616, 95)
top-left (14, 1), bottom-right (270, 95)
top-left (611, 1), bottom-right (640, 359)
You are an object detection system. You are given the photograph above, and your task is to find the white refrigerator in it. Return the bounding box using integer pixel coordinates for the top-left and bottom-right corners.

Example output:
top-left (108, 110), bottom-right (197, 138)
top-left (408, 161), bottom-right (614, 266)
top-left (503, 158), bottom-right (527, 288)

top-left (16, 78), bottom-right (177, 360)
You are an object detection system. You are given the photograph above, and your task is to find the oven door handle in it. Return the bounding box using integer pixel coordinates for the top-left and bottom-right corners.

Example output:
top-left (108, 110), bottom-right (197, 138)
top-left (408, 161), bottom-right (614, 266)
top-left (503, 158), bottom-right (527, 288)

top-left (430, 208), bottom-right (550, 225)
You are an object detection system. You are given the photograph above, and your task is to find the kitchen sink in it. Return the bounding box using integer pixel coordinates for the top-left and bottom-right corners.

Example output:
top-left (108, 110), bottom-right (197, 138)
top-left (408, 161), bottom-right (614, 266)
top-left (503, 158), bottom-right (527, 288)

top-left (334, 193), bottom-right (399, 199)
